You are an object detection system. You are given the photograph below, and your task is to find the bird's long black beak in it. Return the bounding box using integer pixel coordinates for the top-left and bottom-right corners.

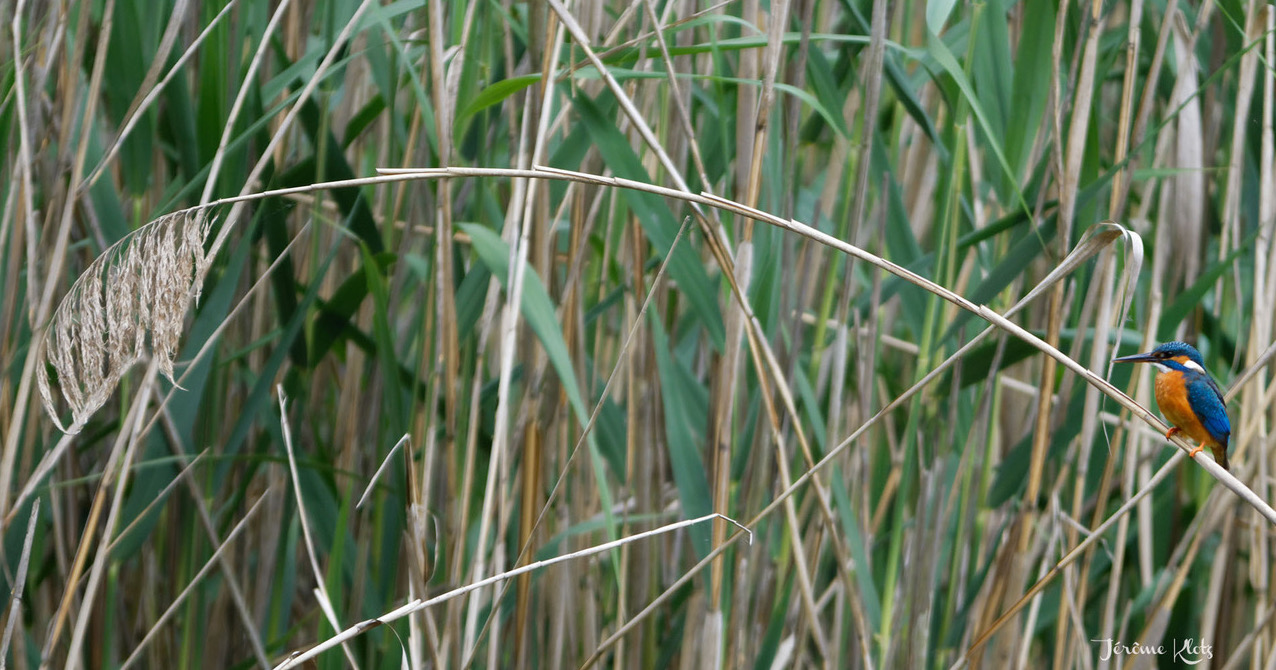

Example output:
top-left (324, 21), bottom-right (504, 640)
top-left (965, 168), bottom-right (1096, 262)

top-left (1112, 352), bottom-right (1157, 364)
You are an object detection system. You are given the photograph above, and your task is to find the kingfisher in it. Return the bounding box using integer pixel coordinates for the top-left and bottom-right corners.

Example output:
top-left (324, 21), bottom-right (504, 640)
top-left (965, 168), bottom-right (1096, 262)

top-left (1113, 341), bottom-right (1232, 470)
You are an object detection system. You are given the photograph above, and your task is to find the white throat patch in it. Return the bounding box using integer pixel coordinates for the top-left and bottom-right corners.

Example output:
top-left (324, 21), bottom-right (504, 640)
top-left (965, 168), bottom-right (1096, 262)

top-left (1152, 362), bottom-right (1171, 373)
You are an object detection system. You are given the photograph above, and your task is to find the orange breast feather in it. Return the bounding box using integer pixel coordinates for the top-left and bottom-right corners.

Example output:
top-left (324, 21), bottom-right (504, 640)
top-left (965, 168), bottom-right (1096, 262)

top-left (1154, 371), bottom-right (1216, 447)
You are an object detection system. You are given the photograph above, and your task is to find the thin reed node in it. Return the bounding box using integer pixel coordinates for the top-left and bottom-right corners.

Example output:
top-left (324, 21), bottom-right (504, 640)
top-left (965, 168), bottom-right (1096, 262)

top-left (36, 209), bottom-right (214, 434)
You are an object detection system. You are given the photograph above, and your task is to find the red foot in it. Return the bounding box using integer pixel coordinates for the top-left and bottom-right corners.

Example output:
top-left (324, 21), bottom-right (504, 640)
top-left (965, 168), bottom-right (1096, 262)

top-left (1165, 427), bottom-right (1183, 441)
top-left (1187, 445), bottom-right (1204, 459)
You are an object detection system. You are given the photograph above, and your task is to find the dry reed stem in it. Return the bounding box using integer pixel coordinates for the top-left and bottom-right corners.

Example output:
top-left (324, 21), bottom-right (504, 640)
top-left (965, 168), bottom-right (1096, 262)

top-left (1123, 0), bottom-right (1179, 216)
top-left (458, 20), bottom-right (560, 658)
top-left (197, 0), bottom-right (289, 205)
top-left (60, 363), bottom-right (156, 670)
top-left (423, 7), bottom-right (465, 607)
top-left (1107, 0), bottom-right (1144, 218)
top-left (273, 512), bottom-right (749, 668)
top-left (36, 210), bottom-right (213, 433)
top-left (1166, 16), bottom-right (1206, 288)
top-left (1055, 244), bottom-right (1121, 667)
top-left (10, 0), bottom-right (39, 309)
top-left (118, 490), bottom-right (272, 669)
top-left (1244, 5), bottom-right (1276, 663)
top-left (1217, 3), bottom-right (1264, 321)
top-left (157, 412), bottom-right (271, 668)
top-left (205, 0), bottom-right (373, 265)
top-left (488, 217), bottom-right (691, 618)
top-left (0, 499), bottom-right (39, 669)
top-left (0, 0), bottom-right (106, 526)
top-left (706, 0), bottom-right (790, 655)
top-left (418, 2), bottom-right (466, 661)
top-left (277, 388), bottom-right (360, 667)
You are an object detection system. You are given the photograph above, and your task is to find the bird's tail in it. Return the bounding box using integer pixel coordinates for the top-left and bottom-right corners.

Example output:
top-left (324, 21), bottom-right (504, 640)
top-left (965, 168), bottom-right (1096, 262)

top-left (1212, 443), bottom-right (1230, 471)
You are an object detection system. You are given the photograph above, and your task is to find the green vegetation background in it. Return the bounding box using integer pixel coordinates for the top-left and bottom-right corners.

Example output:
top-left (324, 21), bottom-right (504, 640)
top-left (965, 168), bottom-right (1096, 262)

top-left (1, 0), bottom-right (1272, 668)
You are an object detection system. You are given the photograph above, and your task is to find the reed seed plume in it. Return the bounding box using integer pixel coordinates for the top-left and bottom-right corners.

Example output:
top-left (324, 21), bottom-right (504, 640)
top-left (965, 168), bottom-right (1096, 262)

top-left (36, 209), bottom-right (214, 433)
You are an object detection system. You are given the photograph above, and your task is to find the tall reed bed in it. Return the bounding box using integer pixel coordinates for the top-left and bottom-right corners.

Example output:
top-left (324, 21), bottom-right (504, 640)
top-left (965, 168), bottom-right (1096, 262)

top-left (2, 1), bottom-right (1274, 668)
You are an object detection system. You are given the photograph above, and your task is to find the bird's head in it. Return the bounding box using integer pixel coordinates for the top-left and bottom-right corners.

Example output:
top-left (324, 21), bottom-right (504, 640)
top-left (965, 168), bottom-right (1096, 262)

top-left (1113, 341), bottom-right (1207, 374)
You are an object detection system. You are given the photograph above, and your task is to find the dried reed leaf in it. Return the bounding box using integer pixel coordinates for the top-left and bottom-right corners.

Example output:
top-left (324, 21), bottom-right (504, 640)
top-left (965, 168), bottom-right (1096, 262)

top-left (36, 210), bottom-right (213, 433)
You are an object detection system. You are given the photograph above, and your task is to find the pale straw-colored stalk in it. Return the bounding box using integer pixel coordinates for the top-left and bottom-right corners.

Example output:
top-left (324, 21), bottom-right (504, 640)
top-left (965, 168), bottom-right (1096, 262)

top-left (277, 389), bottom-right (359, 666)
top-left (273, 512), bottom-right (750, 669)
top-left (118, 490), bottom-right (272, 669)
top-left (0, 499), bottom-right (38, 670)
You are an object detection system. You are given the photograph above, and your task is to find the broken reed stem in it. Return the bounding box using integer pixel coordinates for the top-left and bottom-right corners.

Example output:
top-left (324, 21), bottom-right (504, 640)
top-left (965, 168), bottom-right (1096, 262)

top-left (37, 210), bottom-right (213, 433)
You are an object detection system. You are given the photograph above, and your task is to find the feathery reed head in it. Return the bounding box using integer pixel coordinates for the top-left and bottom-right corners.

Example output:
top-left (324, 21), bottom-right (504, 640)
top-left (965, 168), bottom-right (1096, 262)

top-left (37, 209), bottom-right (214, 433)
